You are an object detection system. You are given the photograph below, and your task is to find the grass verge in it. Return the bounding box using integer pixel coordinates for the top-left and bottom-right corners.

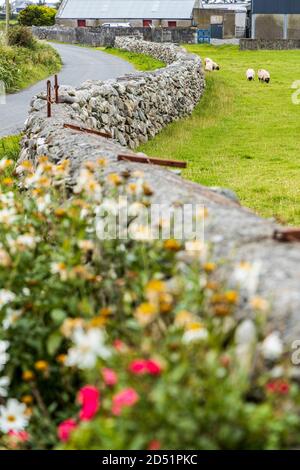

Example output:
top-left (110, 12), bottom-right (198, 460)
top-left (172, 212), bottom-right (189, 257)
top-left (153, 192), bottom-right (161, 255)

top-left (138, 44), bottom-right (300, 225)
top-left (0, 135), bottom-right (21, 161)
top-left (0, 41), bottom-right (61, 93)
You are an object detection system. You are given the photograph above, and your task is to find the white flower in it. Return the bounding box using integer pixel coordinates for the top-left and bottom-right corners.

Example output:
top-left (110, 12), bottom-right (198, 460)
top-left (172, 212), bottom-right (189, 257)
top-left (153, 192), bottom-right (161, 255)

top-left (235, 320), bottom-right (257, 346)
top-left (233, 261), bottom-right (262, 296)
top-left (0, 376), bottom-right (9, 397)
top-left (0, 290), bottom-right (16, 310)
top-left (182, 326), bottom-right (208, 344)
top-left (0, 340), bottom-right (9, 372)
top-left (0, 399), bottom-right (29, 433)
top-left (2, 309), bottom-right (23, 330)
top-left (51, 262), bottom-right (68, 281)
top-left (16, 234), bottom-right (39, 251)
top-left (129, 224), bottom-right (154, 241)
top-left (0, 208), bottom-right (17, 225)
top-left (261, 331), bottom-right (283, 361)
top-left (66, 327), bottom-right (111, 369)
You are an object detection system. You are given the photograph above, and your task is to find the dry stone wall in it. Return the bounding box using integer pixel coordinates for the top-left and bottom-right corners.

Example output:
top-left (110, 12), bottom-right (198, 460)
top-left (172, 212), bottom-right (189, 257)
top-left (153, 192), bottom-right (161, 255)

top-left (25, 38), bottom-right (205, 150)
top-left (19, 38), bottom-right (300, 345)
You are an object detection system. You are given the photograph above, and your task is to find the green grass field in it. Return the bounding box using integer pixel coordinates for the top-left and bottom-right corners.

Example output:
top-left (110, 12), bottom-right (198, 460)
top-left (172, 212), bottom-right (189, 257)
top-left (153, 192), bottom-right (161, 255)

top-left (97, 47), bottom-right (165, 71)
top-left (138, 44), bottom-right (300, 225)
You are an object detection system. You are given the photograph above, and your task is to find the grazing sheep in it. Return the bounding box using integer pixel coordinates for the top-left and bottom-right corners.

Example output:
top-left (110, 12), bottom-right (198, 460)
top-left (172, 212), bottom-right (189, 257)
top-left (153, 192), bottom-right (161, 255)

top-left (205, 58), bottom-right (214, 72)
top-left (205, 58), bottom-right (220, 72)
top-left (212, 61), bottom-right (220, 71)
top-left (258, 69), bottom-right (271, 83)
top-left (246, 68), bottom-right (255, 81)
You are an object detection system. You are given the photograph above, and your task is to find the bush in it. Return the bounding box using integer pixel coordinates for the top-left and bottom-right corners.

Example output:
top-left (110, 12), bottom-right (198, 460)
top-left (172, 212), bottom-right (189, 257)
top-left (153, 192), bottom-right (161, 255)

top-left (0, 156), bottom-right (299, 450)
top-left (7, 26), bottom-right (35, 49)
top-left (18, 5), bottom-right (57, 27)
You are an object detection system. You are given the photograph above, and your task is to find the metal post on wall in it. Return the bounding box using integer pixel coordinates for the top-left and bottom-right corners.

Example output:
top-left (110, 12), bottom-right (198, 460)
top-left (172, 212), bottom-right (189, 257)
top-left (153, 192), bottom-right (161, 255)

top-left (251, 13), bottom-right (256, 39)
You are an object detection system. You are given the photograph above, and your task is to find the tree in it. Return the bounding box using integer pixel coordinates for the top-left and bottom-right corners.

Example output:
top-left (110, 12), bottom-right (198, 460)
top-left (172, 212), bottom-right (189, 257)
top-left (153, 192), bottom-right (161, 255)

top-left (18, 5), bottom-right (57, 27)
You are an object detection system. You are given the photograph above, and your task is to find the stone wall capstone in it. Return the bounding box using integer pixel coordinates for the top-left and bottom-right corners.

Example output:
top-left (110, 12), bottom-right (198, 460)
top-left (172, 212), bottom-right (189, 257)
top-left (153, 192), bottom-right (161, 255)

top-left (19, 38), bottom-right (300, 345)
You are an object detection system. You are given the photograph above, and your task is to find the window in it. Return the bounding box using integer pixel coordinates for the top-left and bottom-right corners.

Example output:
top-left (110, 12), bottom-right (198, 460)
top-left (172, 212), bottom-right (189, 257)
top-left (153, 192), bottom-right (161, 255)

top-left (168, 21), bottom-right (177, 28)
top-left (143, 19), bottom-right (152, 27)
top-left (77, 20), bottom-right (86, 27)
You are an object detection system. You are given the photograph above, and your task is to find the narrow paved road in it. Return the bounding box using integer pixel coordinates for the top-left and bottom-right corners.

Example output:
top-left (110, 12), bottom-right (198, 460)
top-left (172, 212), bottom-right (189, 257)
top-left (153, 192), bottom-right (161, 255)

top-left (0, 42), bottom-right (135, 138)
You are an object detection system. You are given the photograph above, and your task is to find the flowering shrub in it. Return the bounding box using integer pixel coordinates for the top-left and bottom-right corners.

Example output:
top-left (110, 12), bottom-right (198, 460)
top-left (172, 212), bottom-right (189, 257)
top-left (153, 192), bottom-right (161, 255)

top-left (0, 155), bottom-right (300, 450)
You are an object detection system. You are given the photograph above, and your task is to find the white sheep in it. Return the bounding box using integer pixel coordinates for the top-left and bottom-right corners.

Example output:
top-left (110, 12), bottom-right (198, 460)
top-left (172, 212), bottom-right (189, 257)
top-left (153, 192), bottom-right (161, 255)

top-left (246, 68), bottom-right (255, 81)
top-left (258, 69), bottom-right (270, 83)
top-left (205, 58), bottom-right (213, 71)
top-left (205, 58), bottom-right (220, 72)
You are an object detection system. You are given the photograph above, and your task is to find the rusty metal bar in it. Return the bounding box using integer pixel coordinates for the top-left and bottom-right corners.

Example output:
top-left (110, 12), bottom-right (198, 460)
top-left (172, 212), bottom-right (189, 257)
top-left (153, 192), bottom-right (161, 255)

top-left (63, 123), bottom-right (112, 139)
top-left (47, 80), bottom-right (52, 118)
top-left (54, 74), bottom-right (59, 104)
top-left (117, 154), bottom-right (187, 169)
top-left (273, 228), bottom-right (300, 242)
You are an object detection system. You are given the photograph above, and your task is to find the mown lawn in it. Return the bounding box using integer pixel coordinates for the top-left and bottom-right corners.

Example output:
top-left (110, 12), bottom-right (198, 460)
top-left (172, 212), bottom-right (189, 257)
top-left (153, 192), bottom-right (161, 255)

top-left (138, 44), bottom-right (300, 225)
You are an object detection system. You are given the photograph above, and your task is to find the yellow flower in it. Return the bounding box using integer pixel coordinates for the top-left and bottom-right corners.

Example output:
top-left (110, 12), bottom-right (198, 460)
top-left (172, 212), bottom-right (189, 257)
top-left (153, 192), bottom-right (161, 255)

top-left (250, 296), bottom-right (269, 312)
top-left (56, 354), bottom-right (67, 364)
top-left (21, 395), bottom-right (33, 405)
top-left (127, 183), bottom-right (137, 193)
top-left (97, 158), bottom-right (107, 167)
top-left (84, 161), bottom-right (97, 171)
top-left (54, 208), bottom-right (67, 218)
top-left (89, 316), bottom-right (107, 327)
top-left (214, 304), bottom-right (230, 317)
top-left (0, 158), bottom-right (14, 170)
top-left (146, 279), bottom-right (166, 294)
top-left (225, 291), bottom-right (239, 304)
top-left (107, 173), bottom-right (122, 186)
top-left (204, 262), bottom-right (216, 273)
top-left (0, 249), bottom-right (12, 267)
top-left (99, 307), bottom-right (112, 317)
top-left (78, 240), bottom-right (95, 252)
top-left (143, 183), bottom-right (153, 196)
top-left (2, 177), bottom-right (14, 186)
top-left (163, 239), bottom-right (181, 252)
top-left (175, 310), bottom-right (194, 327)
top-left (34, 360), bottom-right (49, 372)
top-left (135, 302), bottom-right (157, 326)
top-left (61, 318), bottom-right (85, 337)
top-left (22, 370), bottom-right (35, 382)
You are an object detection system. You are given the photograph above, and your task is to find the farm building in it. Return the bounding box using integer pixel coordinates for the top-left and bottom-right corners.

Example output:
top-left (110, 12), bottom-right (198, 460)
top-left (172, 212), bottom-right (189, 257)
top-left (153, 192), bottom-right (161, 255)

top-left (251, 0), bottom-right (300, 39)
top-left (194, 1), bottom-right (249, 39)
top-left (56, 0), bottom-right (196, 28)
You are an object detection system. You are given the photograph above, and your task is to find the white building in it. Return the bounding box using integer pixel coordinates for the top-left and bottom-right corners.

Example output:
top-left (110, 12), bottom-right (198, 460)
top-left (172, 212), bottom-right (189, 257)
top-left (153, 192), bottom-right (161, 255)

top-left (56, 0), bottom-right (197, 28)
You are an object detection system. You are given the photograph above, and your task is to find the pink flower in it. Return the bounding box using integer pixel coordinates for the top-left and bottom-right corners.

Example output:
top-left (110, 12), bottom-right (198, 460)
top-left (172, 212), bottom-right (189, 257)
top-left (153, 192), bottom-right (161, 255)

top-left (113, 339), bottom-right (126, 352)
top-left (148, 439), bottom-right (161, 450)
top-left (129, 359), bottom-right (147, 375)
top-left (8, 430), bottom-right (29, 443)
top-left (145, 360), bottom-right (162, 376)
top-left (57, 419), bottom-right (77, 443)
top-left (129, 359), bottom-right (162, 376)
top-left (112, 388), bottom-right (139, 416)
top-left (77, 385), bottom-right (100, 421)
top-left (102, 368), bottom-right (118, 386)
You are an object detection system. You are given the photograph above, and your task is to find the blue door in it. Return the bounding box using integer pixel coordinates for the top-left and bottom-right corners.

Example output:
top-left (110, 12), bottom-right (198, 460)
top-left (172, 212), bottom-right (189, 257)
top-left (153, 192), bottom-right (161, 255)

top-left (197, 29), bottom-right (211, 44)
top-left (211, 24), bottom-right (223, 39)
